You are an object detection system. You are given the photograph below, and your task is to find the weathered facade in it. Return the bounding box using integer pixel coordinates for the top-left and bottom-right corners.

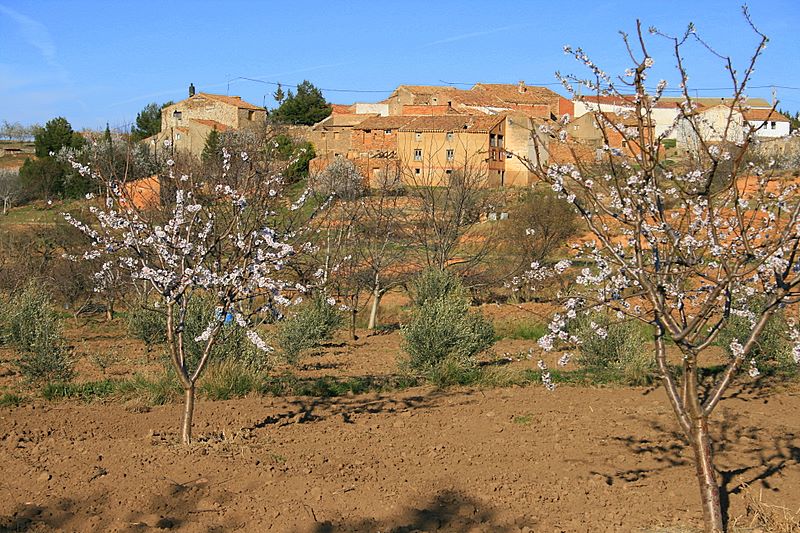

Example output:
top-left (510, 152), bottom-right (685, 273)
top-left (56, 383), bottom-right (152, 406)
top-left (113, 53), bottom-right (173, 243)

top-left (150, 89), bottom-right (266, 157)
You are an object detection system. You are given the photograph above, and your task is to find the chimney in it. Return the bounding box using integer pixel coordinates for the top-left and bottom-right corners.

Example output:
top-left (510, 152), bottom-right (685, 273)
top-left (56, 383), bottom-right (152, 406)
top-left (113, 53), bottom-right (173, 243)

top-left (189, 83), bottom-right (196, 97)
top-left (518, 80), bottom-right (526, 94)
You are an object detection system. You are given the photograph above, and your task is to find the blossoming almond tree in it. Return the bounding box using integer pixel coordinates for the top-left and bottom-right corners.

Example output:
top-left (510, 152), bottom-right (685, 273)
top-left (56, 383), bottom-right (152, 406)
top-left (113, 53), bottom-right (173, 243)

top-left (525, 11), bottom-right (800, 532)
top-left (66, 146), bottom-right (309, 444)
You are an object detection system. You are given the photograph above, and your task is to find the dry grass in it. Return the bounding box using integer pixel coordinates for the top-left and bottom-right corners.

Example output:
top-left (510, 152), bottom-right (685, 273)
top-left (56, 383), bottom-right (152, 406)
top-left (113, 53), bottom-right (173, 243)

top-left (731, 484), bottom-right (800, 533)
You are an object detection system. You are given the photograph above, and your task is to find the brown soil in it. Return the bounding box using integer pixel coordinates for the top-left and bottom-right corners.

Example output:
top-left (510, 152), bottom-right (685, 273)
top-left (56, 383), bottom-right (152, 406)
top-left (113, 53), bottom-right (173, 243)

top-left (1, 312), bottom-right (799, 532)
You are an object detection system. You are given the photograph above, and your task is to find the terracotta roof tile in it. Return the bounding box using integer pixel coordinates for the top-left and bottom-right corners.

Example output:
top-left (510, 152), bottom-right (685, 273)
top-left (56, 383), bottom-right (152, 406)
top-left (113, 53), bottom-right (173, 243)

top-left (315, 113), bottom-right (378, 129)
top-left (354, 116), bottom-right (417, 130)
top-left (399, 115), bottom-right (503, 133)
top-left (743, 108), bottom-right (790, 122)
top-left (472, 83), bottom-right (564, 105)
top-left (331, 104), bottom-right (355, 114)
top-left (195, 93), bottom-right (264, 111)
top-left (190, 119), bottom-right (230, 132)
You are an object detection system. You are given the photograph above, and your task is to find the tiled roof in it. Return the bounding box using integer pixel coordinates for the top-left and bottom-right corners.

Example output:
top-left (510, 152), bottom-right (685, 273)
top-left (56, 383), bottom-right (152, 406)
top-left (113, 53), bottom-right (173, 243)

top-left (190, 119), bottom-right (230, 131)
top-left (314, 113), bottom-right (378, 129)
top-left (472, 83), bottom-right (564, 105)
top-left (592, 112), bottom-right (653, 127)
top-left (743, 108), bottom-right (790, 122)
top-left (331, 104), bottom-right (355, 114)
top-left (398, 115), bottom-right (503, 133)
top-left (396, 85), bottom-right (452, 95)
top-left (354, 116), bottom-right (417, 130)
top-left (195, 93), bottom-right (264, 111)
top-left (658, 96), bottom-right (773, 109)
top-left (586, 95), bottom-right (774, 110)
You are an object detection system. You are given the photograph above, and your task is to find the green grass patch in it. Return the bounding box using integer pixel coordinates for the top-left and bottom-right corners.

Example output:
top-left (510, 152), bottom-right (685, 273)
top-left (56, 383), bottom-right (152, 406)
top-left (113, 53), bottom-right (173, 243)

top-left (495, 321), bottom-right (547, 341)
top-left (42, 379), bottom-right (118, 402)
top-left (0, 392), bottom-right (24, 407)
top-left (513, 414), bottom-right (533, 425)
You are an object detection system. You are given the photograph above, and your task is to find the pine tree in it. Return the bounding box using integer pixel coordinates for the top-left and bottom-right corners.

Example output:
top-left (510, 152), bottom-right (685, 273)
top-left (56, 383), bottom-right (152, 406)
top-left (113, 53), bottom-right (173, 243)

top-left (271, 80), bottom-right (332, 125)
top-left (273, 83), bottom-right (285, 105)
top-left (201, 127), bottom-right (222, 164)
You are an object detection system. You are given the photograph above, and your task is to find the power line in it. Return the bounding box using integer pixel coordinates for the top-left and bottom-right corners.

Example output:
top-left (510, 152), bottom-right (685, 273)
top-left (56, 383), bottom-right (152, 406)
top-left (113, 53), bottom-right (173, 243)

top-left (231, 77), bottom-right (393, 93)
top-left (227, 76), bottom-right (800, 97)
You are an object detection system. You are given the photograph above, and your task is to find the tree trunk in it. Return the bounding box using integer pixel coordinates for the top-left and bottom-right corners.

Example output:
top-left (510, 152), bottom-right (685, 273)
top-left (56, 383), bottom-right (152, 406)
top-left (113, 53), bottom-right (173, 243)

top-left (181, 384), bottom-right (195, 445)
top-left (105, 298), bottom-right (114, 321)
top-left (368, 288), bottom-right (382, 330)
top-left (350, 299), bottom-right (358, 341)
top-left (690, 416), bottom-right (724, 532)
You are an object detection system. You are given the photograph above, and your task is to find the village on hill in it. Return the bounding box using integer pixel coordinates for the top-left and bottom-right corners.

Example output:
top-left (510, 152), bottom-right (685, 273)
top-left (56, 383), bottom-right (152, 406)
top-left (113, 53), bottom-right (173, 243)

top-left (2, 7), bottom-right (800, 533)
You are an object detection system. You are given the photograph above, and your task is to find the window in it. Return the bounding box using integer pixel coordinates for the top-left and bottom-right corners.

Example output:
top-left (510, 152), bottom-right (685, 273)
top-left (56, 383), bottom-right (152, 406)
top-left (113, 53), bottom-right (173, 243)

top-left (176, 133), bottom-right (182, 140)
top-left (497, 134), bottom-right (504, 148)
top-left (445, 169), bottom-right (453, 176)
top-left (490, 133), bottom-right (496, 147)
top-left (446, 132), bottom-right (454, 141)
top-left (446, 149), bottom-right (454, 161)
top-left (334, 132), bottom-right (340, 140)
top-left (414, 168), bottom-right (421, 176)
top-left (414, 149), bottom-right (422, 161)
top-left (415, 132), bottom-right (422, 141)
top-left (364, 129), bottom-right (372, 134)
top-left (173, 110), bottom-right (182, 121)
top-left (385, 129), bottom-right (392, 134)
top-left (248, 110), bottom-right (255, 120)
top-left (506, 152), bottom-right (513, 159)
top-left (771, 121), bottom-right (777, 129)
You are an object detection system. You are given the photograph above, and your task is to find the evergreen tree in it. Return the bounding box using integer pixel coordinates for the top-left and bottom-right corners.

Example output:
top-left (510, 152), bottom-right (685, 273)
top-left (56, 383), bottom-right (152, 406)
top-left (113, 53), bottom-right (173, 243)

top-left (201, 127), bottom-right (222, 164)
top-left (20, 117), bottom-right (86, 200)
top-left (131, 101), bottom-right (174, 141)
top-left (271, 80), bottom-right (332, 125)
top-left (273, 83), bottom-right (285, 105)
top-left (779, 108), bottom-right (800, 131)
top-left (33, 117), bottom-right (84, 158)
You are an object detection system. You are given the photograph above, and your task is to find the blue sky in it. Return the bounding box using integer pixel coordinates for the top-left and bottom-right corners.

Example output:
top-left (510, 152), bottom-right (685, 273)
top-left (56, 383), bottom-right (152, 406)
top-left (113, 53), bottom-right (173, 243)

top-left (1, 0), bottom-right (798, 131)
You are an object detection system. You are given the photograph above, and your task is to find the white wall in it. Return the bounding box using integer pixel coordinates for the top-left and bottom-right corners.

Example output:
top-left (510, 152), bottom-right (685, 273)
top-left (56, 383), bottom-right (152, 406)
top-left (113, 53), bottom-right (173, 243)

top-left (354, 103), bottom-right (389, 116)
top-left (749, 120), bottom-right (791, 138)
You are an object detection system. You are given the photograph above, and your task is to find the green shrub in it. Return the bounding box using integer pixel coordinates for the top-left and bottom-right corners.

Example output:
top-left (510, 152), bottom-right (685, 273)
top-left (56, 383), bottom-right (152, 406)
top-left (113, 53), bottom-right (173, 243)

top-left (127, 304), bottom-right (166, 350)
top-left (275, 293), bottom-right (343, 361)
top-left (42, 380), bottom-right (116, 402)
top-left (1, 283), bottom-right (74, 384)
top-left (199, 360), bottom-right (260, 401)
top-left (495, 321), bottom-right (547, 341)
top-left (718, 305), bottom-right (792, 369)
top-left (127, 297), bottom-right (271, 373)
top-left (0, 393), bottom-right (24, 407)
top-left (115, 373), bottom-right (181, 406)
top-left (571, 314), bottom-right (654, 386)
top-left (411, 268), bottom-right (464, 307)
top-left (402, 270), bottom-right (494, 380)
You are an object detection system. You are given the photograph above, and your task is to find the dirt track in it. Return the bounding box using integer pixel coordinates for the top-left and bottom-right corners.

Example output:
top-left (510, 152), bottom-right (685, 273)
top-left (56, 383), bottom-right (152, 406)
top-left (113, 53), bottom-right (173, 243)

top-left (1, 380), bottom-right (798, 532)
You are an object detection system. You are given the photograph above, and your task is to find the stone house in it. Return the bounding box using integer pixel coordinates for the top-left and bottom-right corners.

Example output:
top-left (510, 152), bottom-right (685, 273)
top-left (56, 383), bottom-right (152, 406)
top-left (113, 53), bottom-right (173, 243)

top-left (566, 111), bottom-right (655, 158)
top-left (306, 113), bottom-right (378, 159)
top-left (744, 108), bottom-right (791, 138)
top-left (150, 86), bottom-right (266, 157)
top-left (574, 95), bottom-right (781, 143)
top-left (396, 115), bottom-right (505, 187)
top-left (381, 82), bottom-right (572, 119)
